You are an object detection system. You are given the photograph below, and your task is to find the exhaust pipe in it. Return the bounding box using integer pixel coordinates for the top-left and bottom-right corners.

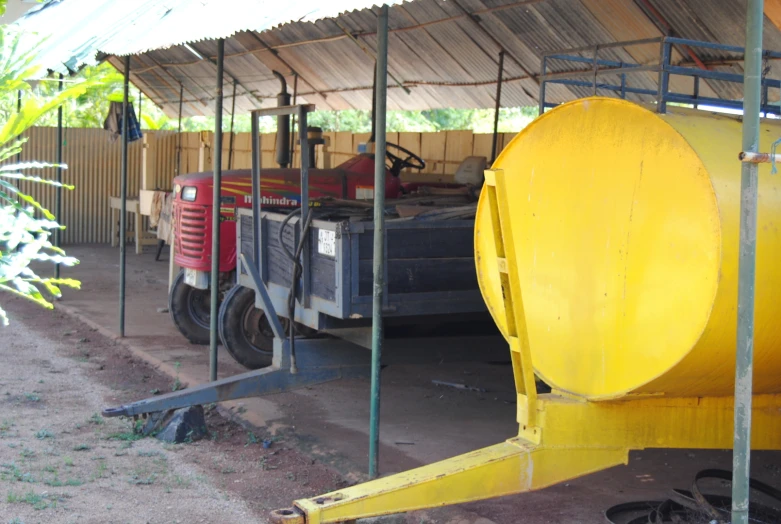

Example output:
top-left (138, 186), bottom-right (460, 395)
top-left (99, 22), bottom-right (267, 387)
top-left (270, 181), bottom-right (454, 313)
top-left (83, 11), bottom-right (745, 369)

top-left (273, 71), bottom-right (291, 168)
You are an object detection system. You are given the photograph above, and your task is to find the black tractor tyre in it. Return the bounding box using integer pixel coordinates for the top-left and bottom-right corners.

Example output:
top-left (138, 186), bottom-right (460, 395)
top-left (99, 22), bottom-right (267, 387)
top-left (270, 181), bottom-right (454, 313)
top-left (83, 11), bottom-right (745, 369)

top-left (169, 269), bottom-right (212, 345)
top-left (218, 285), bottom-right (274, 370)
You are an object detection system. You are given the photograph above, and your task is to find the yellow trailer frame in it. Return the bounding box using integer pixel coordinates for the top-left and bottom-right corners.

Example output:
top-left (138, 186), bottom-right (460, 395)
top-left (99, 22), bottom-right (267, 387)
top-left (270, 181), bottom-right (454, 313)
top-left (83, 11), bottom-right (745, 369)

top-left (270, 169), bottom-right (781, 524)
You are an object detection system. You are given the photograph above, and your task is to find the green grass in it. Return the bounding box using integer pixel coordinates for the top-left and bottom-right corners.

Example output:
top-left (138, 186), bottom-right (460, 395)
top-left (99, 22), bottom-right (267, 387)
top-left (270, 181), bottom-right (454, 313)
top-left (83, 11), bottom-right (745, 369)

top-left (42, 477), bottom-right (83, 487)
top-left (19, 448), bottom-right (35, 459)
top-left (72, 443), bottom-right (91, 451)
top-left (245, 432), bottom-right (258, 446)
top-left (23, 393), bottom-right (40, 402)
top-left (35, 429), bottom-right (54, 440)
top-left (88, 413), bottom-right (105, 425)
top-left (128, 474), bottom-right (156, 485)
top-left (0, 463), bottom-right (35, 484)
top-left (6, 490), bottom-right (56, 510)
top-left (63, 457), bottom-right (74, 467)
top-left (173, 475), bottom-right (191, 488)
top-left (106, 431), bottom-right (144, 442)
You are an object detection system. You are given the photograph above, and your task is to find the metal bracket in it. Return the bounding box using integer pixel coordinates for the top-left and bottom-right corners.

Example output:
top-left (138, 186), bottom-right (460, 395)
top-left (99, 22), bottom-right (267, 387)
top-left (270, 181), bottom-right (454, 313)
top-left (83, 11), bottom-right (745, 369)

top-left (102, 338), bottom-right (371, 418)
top-left (483, 168), bottom-right (539, 439)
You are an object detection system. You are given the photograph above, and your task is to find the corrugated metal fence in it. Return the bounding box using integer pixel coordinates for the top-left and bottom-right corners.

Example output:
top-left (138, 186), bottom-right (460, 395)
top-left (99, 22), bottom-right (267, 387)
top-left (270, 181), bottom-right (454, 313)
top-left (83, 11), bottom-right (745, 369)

top-left (13, 127), bottom-right (514, 245)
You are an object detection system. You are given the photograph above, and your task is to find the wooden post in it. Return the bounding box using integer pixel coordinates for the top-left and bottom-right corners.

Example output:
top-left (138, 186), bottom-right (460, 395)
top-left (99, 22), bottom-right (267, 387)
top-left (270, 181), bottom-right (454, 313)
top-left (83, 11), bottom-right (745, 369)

top-left (141, 133), bottom-right (157, 190)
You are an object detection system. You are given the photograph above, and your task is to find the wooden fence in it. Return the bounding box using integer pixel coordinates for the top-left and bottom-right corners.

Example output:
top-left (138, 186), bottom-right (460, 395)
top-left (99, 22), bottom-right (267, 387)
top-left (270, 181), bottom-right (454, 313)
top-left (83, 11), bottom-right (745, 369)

top-left (14, 127), bottom-right (519, 245)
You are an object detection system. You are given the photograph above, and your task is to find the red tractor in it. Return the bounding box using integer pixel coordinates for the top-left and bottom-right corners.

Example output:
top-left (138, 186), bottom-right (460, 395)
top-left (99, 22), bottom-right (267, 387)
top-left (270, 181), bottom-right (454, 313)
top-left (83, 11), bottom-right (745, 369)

top-left (168, 141), bottom-right (428, 350)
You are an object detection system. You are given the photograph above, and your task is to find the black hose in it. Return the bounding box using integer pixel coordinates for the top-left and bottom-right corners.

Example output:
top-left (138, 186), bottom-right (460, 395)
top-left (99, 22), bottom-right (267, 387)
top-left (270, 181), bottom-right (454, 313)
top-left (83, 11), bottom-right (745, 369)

top-left (605, 469), bottom-right (781, 524)
top-left (278, 207), bottom-right (316, 370)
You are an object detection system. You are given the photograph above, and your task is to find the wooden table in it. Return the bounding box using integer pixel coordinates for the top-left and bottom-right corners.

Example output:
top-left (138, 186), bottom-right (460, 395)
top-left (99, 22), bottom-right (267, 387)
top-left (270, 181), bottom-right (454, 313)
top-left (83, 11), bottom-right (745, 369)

top-left (109, 197), bottom-right (159, 255)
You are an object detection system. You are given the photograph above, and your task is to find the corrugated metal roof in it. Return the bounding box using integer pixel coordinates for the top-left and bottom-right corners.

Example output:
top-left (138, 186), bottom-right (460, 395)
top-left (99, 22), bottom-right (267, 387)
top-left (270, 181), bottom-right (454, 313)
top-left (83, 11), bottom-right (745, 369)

top-left (15, 0), bottom-right (406, 74)
top-left (14, 0), bottom-right (781, 115)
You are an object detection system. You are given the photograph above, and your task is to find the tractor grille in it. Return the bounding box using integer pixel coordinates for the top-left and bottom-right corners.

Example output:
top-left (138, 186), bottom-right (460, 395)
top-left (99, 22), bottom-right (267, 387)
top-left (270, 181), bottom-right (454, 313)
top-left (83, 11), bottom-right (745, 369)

top-left (174, 202), bottom-right (208, 260)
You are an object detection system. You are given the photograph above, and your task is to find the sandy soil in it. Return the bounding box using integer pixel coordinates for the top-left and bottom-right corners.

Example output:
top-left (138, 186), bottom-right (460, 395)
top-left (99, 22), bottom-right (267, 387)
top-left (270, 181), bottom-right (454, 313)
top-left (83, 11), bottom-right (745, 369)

top-left (0, 298), bottom-right (346, 524)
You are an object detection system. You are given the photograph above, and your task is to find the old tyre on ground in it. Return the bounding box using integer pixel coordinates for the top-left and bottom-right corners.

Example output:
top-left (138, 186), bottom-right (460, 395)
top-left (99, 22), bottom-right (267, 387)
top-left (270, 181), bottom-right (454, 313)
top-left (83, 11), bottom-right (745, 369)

top-left (218, 285), bottom-right (275, 370)
top-left (169, 269), bottom-right (211, 345)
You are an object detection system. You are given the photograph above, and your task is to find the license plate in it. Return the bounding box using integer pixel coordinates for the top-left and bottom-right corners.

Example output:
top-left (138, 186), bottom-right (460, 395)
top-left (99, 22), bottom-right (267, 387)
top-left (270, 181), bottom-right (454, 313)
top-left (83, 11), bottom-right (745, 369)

top-left (317, 229), bottom-right (336, 257)
top-left (184, 268), bottom-right (208, 289)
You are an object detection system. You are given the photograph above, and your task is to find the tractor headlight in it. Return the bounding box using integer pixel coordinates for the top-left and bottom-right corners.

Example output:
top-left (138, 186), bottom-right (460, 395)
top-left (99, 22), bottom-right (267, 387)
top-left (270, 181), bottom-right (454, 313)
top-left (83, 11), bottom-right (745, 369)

top-left (181, 186), bottom-right (197, 202)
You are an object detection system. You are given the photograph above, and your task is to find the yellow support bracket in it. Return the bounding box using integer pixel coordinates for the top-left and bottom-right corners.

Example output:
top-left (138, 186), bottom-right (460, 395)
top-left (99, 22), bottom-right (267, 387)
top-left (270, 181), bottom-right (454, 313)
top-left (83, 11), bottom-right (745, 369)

top-left (271, 393), bottom-right (781, 524)
top-left (270, 439), bottom-right (627, 524)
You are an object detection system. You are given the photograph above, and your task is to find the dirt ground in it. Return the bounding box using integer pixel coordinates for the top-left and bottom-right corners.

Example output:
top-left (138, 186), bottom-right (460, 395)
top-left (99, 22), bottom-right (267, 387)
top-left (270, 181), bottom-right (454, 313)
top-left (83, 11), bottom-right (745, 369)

top-left (7, 244), bottom-right (781, 524)
top-left (0, 298), bottom-right (348, 524)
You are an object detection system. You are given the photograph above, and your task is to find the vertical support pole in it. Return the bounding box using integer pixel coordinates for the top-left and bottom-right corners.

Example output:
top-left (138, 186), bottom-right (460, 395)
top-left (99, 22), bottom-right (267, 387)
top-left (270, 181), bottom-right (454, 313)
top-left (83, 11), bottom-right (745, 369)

top-left (290, 74), bottom-right (298, 166)
top-left (657, 39), bottom-right (671, 113)
top-left (733, 3), bottom-right (763, 523)
top-left (693, 77), bottom-right (700, 109)
top-left (251, 112), bottom-right (262, 274)
top-left (119, 57), bottom-right (130, 337)
top-left (55, 73), bottom-right (63, 279)
top-left (209, 39), bottom-right (225, 382)
top-left (369, 4), bottom-right (388, 480)
top-left (228, 80), bottom-right (237, 170)
top-left (138, 89), bottom-right (142, 123)
top-left (620, 70), bottom-right (627, 100)
top-left (538, 57), bottom-right (547, 115)
top-left (176, 84), bottom-right (183, 176)
top-left (491, 50), bottom-right (505, 163)
top-left (298, 106), bottom-right (311, 308)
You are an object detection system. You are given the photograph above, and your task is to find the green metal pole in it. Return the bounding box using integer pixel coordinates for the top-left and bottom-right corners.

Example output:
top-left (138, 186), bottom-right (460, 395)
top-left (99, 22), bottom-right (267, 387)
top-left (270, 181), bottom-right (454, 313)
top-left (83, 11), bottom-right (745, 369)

top-left (119, 56), bottom-right (130, 337)
top-left (55, 73), bottom-right (63, 279)
top-left (733, 1), bottom-right (763, 523)
top-left (209, 39), bottom-right (225, 383)
top-left (369, 4), bottom-right (389, 480)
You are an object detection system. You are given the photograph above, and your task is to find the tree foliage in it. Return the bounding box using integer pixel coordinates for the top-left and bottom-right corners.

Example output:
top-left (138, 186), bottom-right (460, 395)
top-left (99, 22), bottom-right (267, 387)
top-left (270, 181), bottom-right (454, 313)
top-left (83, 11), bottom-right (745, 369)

top-left (0, 26), bottom-right (99, 324)
top-left (14, 61), bottom-right (538, 134)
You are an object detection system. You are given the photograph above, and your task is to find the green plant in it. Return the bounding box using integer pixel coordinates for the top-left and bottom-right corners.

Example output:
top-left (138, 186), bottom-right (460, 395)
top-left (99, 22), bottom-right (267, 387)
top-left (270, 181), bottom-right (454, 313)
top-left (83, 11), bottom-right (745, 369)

top-left (88, 413), bottom-right (104, 425)
top-left (72, 443), bottom-right (90, 451)
top-left (106, 431), bottom-right (143, 442)
top-left (34, 429), bottom-right (53, 440)
top-left (0, 27), bottom-right (100, 324)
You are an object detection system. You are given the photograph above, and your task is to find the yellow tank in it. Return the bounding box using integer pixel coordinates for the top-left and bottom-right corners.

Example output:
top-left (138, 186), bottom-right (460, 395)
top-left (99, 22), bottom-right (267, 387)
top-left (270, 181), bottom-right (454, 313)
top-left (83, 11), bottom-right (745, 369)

top-left (475, 97), bottom-right (781, 401)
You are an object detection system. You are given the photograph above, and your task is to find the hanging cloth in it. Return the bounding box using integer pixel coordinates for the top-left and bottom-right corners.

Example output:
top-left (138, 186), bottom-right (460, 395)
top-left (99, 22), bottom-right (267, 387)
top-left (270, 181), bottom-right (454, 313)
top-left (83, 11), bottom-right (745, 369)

top-left (103, 101), bottom-right (143, 143)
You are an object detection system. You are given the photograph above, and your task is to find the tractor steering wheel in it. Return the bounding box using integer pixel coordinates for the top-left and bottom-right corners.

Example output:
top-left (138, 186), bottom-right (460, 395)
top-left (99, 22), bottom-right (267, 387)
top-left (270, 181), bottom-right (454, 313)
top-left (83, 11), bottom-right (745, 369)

top-left (385, 142), bottom-right (426, 177)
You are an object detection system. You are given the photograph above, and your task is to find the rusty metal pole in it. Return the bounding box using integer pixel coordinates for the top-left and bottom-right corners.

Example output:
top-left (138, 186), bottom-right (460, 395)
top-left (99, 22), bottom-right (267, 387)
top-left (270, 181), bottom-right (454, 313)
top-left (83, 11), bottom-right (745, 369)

top-left (733, 2), bottom-right (763, 523)
top-left (228, 79), bottom-right (237, 170)
top-left (176, 84), bottom-right (183, 176)
top-left (369, 4), bottom-right (388, 480)
top-left (119, 57), bottom-right (130, 337)
top-left (209, 39), bottom-right (225, 382)
top-left (55, 73), bottom-right (63, 279)
top-left (491, 50), bottom-right (504, 162)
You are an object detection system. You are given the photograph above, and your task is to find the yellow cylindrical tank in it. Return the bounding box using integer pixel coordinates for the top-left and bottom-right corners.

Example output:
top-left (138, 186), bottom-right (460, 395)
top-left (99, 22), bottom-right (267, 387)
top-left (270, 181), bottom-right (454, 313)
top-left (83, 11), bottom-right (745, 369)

top-left (475, 97), bottom-right (781, 401)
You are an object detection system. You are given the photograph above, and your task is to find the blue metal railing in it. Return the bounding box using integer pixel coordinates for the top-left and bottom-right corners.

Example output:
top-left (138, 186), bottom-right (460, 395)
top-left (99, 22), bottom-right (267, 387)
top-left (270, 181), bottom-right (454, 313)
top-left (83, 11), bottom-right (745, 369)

top-left (538, 37), bottom-right (781, 115)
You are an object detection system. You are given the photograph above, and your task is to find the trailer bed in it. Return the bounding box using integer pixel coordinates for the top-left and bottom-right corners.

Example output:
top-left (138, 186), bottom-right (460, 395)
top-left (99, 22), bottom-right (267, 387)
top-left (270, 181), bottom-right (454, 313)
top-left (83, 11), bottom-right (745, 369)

top-left (236, 208), bottom-right (486, 331)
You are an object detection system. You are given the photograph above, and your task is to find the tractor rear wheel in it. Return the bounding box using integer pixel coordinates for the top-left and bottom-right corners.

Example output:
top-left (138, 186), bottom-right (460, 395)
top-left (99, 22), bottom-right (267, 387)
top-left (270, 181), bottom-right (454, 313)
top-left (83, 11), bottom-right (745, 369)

top-left (169, 269), bottom-right (211, 345)
top-left (218, 285), bottom-right (275, 370)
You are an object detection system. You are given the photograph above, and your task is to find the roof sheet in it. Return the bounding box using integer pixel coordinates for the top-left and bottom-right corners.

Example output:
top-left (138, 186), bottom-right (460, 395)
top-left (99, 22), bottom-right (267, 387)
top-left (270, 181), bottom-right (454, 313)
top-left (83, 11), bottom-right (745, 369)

top-left (14, 0), bottom-right (781, 115)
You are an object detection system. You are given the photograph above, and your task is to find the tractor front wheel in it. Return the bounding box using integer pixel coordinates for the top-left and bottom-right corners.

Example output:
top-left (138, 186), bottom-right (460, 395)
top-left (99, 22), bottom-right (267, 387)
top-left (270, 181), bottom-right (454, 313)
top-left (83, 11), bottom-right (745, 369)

top-left (218, 285), bottom-right (275, 370)
top-left (169, 269), bottom-right (211, 345)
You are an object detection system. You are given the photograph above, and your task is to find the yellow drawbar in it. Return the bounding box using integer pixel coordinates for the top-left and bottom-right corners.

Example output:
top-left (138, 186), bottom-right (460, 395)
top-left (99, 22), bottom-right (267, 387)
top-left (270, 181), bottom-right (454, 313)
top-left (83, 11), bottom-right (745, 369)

top-left (476, 97), bottom-right (781, 400)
